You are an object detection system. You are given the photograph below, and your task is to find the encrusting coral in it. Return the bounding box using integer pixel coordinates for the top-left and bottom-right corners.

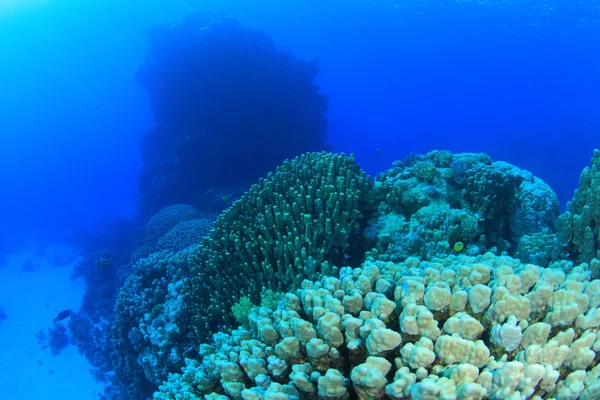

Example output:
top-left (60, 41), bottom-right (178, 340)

top-left (371, 151), bottom-right (559, 262)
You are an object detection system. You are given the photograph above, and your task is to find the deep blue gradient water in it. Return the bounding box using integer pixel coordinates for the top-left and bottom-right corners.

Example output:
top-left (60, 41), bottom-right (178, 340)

top-left (0, 0), bottom-right (598, 245)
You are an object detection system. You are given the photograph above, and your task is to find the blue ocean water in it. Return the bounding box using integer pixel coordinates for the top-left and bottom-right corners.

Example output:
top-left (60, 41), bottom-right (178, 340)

top-left (0, 0), bottom-right (598, 243)
top-left (0, 0), bottom-right (598, 399)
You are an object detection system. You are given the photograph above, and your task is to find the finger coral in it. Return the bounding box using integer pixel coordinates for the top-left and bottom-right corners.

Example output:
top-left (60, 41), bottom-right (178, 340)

top-left (111, 152), bottom-right (372, 399)
top-left (155, 252), bottom-right (600, 400)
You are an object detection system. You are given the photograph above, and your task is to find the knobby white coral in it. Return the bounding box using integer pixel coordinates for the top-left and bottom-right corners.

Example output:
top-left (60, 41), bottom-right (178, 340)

top-left (155, 253), bottom-right (600, 400)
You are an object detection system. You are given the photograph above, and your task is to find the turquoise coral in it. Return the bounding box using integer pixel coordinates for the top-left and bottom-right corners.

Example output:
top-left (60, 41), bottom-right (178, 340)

top-left (372, 151), bottom-right (559, 260)
top-left (111, 152), bottom-right (373, 399)
top-left (111, 150), bottom-right (594, 400)
top-left (182, 152), bottom-right (373, 337)
top-left (557, 149), bottom-right (600, 267)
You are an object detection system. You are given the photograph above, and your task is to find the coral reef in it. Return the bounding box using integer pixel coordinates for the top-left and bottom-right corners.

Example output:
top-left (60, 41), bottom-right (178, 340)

top-left (557, 149), bottom-right (600, 267)
top-left (110, 248), bottom-right (198, 399)
top-left (516, 230), bottom-right (564, 267)
top-left (155, 252), bottom-right (600, 399)
top-left (372, 151), bottom-right (559, 261)
top-left (105, 152), bottom-right (583, 399)
top-left (184, 151), bottom-right (373, 319)
top-left (68, 206), bottom-right (216, 386)
top-left (133, 206), bottom-right (217, 261)
top-left (37, 323), bottom-right (70, 356)
top-left (156, 218), bottom-right (214, 253)
top-left (109, 152), bottom-right (373, 400)
top-left (144, 204), bottom-right (202, 246)
top-left (137, 15), bottom-right (329, 216)
top-left (100, 149), bottom-right (600, 399)
top-left (68, 218), bottom-right (148, 382)
top-left (69, 312), bottom-right (114, 381)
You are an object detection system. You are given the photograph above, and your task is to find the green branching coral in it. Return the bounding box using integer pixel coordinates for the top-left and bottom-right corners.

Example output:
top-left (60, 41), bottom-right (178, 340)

top-left (112, 150), bottom-right (595, 400)
top-left (260, 289), bottom-right (283, 310)
top-left (182, 152), bottom-right (373, 339)
top-left (557, 149), bottom-right (600, 266)
top-left (110, 152), bottom-right (373, 399)
top-left (232, 290), bottom-right (283, 327)
top-left (232, 296), bottom-right (254, 327)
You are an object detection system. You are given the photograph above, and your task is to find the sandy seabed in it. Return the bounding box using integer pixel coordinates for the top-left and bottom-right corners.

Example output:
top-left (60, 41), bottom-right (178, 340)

top-left (0, 249), bottom-right (105, 400)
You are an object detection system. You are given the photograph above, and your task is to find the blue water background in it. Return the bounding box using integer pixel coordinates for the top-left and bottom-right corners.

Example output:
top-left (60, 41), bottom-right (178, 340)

top-left (0, 0), bottom-right (598, 244)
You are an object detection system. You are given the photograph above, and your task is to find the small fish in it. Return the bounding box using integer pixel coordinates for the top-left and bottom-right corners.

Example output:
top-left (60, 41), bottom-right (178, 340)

top-left (95, 257), bottom-right (110, 268)
top-left (375, 148), bottom-right (380, 158)
top-left (53, 309), bottom-right (72, 323)
top-left (221, 196), bottom-right (228, 202)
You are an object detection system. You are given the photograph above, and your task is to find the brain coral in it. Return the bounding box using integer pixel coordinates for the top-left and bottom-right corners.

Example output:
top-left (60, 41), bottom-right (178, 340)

top-left (145, 204), bottom-right (201, 245)
top-left (156, 218), bottom-right (214, 253)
